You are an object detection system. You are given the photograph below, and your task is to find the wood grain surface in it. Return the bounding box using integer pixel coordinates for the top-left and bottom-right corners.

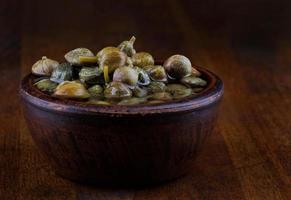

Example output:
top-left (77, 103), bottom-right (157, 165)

top-left (1, 0), bottom-right (291, 199)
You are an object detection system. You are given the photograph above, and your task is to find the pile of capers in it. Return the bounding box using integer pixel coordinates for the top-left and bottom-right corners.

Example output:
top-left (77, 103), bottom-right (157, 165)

top-left (32, 36), bottom-right (207, 106)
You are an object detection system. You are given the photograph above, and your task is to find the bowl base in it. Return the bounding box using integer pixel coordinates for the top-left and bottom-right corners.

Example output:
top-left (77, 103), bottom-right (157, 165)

top-left (55, 168), bottom-right (190, 187)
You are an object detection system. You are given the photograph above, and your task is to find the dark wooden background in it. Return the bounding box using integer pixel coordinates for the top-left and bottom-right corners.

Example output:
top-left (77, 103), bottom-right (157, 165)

top-left (1, 0), bottom-right (291, 199)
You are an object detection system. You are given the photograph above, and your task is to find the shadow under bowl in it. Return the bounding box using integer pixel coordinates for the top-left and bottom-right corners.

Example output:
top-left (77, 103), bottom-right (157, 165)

top-left (20, 66), bottom-right (223, 186)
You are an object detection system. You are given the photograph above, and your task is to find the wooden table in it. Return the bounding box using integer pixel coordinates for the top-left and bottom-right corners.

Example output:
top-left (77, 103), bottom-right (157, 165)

top-left (1, 0), bottom-right (291, 199)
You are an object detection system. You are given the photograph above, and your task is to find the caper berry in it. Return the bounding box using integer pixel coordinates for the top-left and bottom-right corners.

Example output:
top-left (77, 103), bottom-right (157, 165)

top-left (32, 36), bottom-right (208, 105)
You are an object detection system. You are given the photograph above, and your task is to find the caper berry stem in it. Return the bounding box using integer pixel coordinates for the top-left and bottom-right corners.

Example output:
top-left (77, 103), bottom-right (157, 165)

top-left (129, 36), bottom-right (136, 44)
top-left (103, 65), bottom-right (110, 83)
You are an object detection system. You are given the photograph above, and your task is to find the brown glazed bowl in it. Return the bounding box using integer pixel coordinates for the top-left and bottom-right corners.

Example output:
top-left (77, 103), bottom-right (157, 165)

top-left (20, 66), bottom-right (223, 186)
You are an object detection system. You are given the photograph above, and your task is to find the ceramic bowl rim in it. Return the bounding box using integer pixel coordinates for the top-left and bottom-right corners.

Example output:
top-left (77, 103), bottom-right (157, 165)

top-left (20, 66), bottom-right (224, 116)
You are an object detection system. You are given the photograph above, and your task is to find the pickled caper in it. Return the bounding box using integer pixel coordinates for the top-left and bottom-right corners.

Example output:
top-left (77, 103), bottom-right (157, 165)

top-left (33, 36), bottom-right (208, 105)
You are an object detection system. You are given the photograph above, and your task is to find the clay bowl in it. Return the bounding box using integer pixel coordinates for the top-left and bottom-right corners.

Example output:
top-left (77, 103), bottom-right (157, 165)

top-left (20, 66), bottom-right (223, 186)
